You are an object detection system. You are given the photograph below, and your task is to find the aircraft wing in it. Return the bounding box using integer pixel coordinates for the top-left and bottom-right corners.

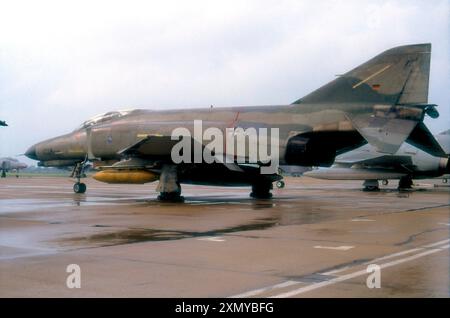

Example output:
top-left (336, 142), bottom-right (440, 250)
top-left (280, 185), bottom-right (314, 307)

top-left (118, 135), bottom-right (179, 158)
top-left (117, 135), bottom-right (247, 173)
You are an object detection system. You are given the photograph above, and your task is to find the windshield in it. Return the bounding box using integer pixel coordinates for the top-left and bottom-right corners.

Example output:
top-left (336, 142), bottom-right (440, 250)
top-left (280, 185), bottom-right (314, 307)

top-left (75, 110), bottom-right (134, 130)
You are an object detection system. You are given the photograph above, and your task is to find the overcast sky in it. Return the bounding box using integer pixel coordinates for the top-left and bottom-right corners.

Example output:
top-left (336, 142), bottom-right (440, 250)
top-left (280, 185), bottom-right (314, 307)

top-left (1, 0), bottom-right (448, 165)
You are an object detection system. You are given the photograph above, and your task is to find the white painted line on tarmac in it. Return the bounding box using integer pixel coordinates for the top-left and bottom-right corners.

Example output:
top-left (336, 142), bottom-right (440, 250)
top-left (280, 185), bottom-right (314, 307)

top-left (366, 247), bottom-right (423, 264)
top-left (325, 239), bottom-right (450, 275)
top-left (314, 245), bottom-right (354, 251)
top-left (230, 280), bottom-right (300, 298)
top-left (422, 239), bottom-right (450, 248)
top-left (351, 218), bottom-right (375, 222)
top-left (197, 236), bottom-right (226, 242)
top-left (271, 244), bottom-right (450, 298)
top-left (321, 266), bottom-right (352, 276)
top-left (231, 238), bottom-right (450, 298)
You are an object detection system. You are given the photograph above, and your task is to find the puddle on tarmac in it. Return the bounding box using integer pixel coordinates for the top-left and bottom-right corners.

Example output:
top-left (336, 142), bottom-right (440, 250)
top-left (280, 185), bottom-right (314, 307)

top-left (58, 219), bottom-right (279, 247)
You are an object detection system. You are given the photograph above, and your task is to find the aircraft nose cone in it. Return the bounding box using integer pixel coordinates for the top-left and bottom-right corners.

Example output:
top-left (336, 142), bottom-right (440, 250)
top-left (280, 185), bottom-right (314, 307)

top-left (25, 145), bottom-right (38, 160)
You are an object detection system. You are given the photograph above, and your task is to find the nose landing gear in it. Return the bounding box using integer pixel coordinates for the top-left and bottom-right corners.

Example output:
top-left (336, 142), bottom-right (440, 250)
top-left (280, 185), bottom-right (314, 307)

top-left (73, 182), bottom-right (87, 194)
top-left (71, 160), bottom-right (87, 194)
top-left (156, 164), bottom-right (184, 202)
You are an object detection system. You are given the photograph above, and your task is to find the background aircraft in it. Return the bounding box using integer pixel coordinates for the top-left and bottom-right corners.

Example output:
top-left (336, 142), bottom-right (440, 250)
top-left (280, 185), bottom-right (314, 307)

top-left (304, 129), bottom-right (450, 190)
top-left (0, 157), bottom-right (28, 178)
top-left (25, 44), bottom-right (443, 200)
top-left (0, 120), bottom-right (8, 127)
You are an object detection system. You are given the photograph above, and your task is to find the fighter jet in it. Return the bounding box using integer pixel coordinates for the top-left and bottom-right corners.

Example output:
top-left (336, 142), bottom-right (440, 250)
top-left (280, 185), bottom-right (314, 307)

top-left (25, 43), bottom-right (444, 200)
top-left (0, 120), bottom-right (8, 127)
top-left (0, 157), bottom-right (28, 178)
top-left (304, 129), bottom-right (450, 190)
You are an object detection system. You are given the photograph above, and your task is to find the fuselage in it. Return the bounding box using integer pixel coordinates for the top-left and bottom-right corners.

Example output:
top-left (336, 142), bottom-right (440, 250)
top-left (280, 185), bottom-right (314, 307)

top-left (25, 103), bottom-right (374, 166)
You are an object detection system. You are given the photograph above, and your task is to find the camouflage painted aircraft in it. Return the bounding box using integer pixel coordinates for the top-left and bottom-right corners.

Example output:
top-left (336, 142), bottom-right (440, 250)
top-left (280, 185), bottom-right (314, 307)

top-left (0, 157), bottom-right (28, 178)
top-left (304, 129), bottom-right (450, 191)
top-left (25, 43), bottom-right (444, 200)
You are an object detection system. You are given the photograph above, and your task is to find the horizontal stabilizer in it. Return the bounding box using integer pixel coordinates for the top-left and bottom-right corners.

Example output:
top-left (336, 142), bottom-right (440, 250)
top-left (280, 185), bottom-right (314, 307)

top-left (406, 122), bottom-right (446, 157)
top-left (347, 114), bottom-right (418, 154)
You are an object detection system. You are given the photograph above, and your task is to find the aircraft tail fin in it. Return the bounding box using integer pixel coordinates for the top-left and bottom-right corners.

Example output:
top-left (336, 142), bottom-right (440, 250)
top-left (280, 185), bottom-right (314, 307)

top-left (292, 44), bottom-right (437, 154)
top-left (293, 43), bottom-right (431, 105)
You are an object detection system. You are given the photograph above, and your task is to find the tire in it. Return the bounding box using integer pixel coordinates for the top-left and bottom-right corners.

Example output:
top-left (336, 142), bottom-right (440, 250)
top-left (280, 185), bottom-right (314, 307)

top-left (398, 176), bottom-right (413, 190)
top-left (73, 182), bottom-right (87, 194)
top-left (363, 186), bottom-right (379, 192)
top-left (276, 181), bottom-right (285, 189)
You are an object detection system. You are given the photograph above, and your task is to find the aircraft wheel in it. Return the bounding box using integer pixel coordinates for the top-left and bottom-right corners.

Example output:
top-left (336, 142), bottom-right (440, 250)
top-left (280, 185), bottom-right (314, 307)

top-left (363, 186), bottom-right (380, 192)
top-left (363, 180), bottom-right (379, 192)
top-left (73, 182), bottom-right (87, 194)
top-left (276, 181), bottom-right (285, 189)
top-left (443, 179), bottom-right (448, 184)
top-left (382, 180), bottom-right (389, 186)
top-left (158, 192), bottom-right (184, 202)
top-left (398, 176), bottom-right (413, 190)
top-left (250, 191), bottom-right (273, 199)
top-left (250, 181), bottom-right (273, 199)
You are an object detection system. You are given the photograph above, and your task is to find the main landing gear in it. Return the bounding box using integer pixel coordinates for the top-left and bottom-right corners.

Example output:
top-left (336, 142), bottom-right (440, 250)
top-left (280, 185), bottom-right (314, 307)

top-left (398, 176), bottom-right (413, 190)
top-left (250, 180), bottom-right (273, 199)
top-left (156, 165), bottom-right (184, 202)
top-left (71, 160), bottom-right (87, 194)
top-left (363, 179), bottom-right (380, 192)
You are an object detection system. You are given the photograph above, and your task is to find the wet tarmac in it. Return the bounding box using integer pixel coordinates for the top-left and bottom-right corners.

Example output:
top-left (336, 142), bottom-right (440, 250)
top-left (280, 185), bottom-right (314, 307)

top-left (0, 176), bottom-right (449, 297)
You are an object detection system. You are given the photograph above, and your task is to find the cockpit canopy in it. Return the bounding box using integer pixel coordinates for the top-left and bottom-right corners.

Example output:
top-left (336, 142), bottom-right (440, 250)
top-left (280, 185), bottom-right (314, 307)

top-left (75, 110), bottom-right (135, 130)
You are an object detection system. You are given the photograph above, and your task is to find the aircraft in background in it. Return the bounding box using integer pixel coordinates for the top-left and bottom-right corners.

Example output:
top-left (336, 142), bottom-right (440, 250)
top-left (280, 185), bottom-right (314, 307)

top-left (25, 44), bottom-right (444, 200)
top-left (304, 130), bottom-right (450, 190)
top-left (0, 157), bottom-right (28, 178)
top-left (0, 120), bottom-right (8, 127)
